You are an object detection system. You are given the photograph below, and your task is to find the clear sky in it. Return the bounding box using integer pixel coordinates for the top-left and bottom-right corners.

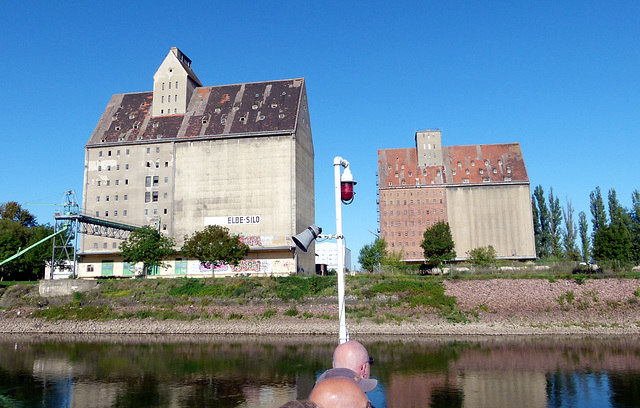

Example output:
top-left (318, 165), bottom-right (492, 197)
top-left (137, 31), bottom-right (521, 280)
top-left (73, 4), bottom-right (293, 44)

top-left (1, 1), bottom-right (638, 268)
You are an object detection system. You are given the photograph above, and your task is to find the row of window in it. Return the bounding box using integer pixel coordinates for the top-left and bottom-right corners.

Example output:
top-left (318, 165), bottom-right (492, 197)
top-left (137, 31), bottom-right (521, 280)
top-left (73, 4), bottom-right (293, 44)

top-left (98, 149), bottom-right (130, 157)
top-left (97, 161), bottom-right (170, 171)
top-left (97, 179), bottom-right (128, 186)
top-left (95, 208), bottom-right (169, 218)
top-left (161, 81), bottom-right (178, 90)
top-left (383, 208), bottom-right (444, 216)
top-left (381, 190), bottom-right (442, 197)
top-left (96, 194), bottom-right (128, 202)
top-left (383, 218), bottom-right (441, 227)
top-left (97, 147), bottom-right (165, 157)
top-left (382, 198), bottom-right (444, 206)
top-left (161, 95), bottom-right (178, 103)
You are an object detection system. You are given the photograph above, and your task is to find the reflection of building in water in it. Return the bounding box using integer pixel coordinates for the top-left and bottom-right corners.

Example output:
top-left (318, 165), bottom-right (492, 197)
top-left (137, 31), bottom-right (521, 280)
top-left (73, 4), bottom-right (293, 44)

top-left (243, 384), bottom-right (297, 407)
top-left (459, 372), bottom-right (547, 408)
top-left (385, 373), bottom-right (459, 407)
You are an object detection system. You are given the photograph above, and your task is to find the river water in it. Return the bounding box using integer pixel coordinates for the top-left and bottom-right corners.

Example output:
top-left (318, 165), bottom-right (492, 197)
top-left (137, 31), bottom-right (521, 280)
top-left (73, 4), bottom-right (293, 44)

top-left (1, 334), bottom-right (639, 408)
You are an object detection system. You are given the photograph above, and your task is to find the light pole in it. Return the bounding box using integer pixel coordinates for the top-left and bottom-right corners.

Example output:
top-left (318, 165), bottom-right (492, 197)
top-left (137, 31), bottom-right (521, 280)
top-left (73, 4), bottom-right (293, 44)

top-left (291, 157), bottom-right (356, 345)
top-left (334, 156), bottom-right (356, 344)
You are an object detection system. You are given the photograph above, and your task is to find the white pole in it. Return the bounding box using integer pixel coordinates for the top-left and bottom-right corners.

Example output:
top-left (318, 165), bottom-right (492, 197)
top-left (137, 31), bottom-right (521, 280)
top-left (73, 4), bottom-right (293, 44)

top-left (334, 156), bottom-right (349, 344)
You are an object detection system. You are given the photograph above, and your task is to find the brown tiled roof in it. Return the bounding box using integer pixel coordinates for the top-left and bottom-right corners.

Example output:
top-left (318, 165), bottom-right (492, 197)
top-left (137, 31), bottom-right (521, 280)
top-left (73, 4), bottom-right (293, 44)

top-left (379, 142), bottom-right (528, 187)
top-left (87, 78), bottom-right (304, 146)
top-left (444, 143), bottom-right (528, 184)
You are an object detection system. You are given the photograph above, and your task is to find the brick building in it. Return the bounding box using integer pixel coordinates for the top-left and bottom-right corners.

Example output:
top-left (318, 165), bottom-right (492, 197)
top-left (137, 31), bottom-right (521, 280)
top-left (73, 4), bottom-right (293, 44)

top-left (378, 130), bottom-right (535, 262)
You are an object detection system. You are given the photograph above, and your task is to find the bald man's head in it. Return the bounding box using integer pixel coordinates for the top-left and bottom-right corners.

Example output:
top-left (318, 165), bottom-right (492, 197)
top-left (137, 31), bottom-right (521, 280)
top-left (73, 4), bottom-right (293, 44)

top-left (309, 378), bottom-right (370, 408)
top-left (333, 340), bottom-right (372, 379)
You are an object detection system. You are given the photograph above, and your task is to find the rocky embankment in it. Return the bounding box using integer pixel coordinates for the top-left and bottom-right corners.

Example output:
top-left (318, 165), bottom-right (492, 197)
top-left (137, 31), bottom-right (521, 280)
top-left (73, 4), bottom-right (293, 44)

top-left (1, 279), bottom-right (639, 336)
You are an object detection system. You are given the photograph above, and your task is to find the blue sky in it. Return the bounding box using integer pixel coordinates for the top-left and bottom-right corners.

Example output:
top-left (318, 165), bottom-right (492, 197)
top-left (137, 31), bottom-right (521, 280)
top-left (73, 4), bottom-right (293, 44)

top-left (1, 1), bottom-right (638, 268)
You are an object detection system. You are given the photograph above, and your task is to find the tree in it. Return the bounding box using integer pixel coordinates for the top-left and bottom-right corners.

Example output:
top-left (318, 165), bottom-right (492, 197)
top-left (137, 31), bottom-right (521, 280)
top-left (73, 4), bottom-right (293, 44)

top-left (578, 211), bottom-right (590, 262)
top-left (358, 238), bottom-right (387, 273)
top-left (0, 202), bottom-right (52, 280)
top-left (0, 201), bottom-right (36, 228)
top-left (562, 198), bottom-right (580, 261)
top-left (420, 221), bottom-right (456, 267)
top-left (181, 225), bottom-right (249, 267)
top-left (533, 185), bottom-right (552, 258)
top-left (630, 190), bottom-right (640, 264)
top-left (549, 188), bottom-right (563, 257)
top-left (590, 187), bottom-right (608, 233)
top-left (119, 226), bottom-right (176, 275)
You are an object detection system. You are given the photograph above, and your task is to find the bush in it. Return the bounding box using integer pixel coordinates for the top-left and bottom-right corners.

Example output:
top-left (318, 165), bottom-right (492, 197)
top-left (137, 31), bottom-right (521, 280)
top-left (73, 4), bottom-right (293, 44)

top-left (467, 246), bottom-right (497, 265)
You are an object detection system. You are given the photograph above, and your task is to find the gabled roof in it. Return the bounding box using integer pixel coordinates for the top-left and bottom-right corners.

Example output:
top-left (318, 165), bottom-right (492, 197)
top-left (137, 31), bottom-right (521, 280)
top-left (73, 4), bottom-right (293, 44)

top-left (87, 78), bottom-right (305, 146)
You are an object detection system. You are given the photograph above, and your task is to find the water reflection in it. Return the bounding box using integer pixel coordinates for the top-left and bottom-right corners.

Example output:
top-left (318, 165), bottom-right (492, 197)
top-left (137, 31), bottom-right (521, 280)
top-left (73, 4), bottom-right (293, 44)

top-left (1, 334), bottom-right (639, 407)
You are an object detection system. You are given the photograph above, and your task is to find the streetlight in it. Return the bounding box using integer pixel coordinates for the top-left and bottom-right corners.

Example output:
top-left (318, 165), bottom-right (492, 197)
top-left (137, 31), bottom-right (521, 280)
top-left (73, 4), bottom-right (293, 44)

top-left (292, 156), bottom-right (356, 345)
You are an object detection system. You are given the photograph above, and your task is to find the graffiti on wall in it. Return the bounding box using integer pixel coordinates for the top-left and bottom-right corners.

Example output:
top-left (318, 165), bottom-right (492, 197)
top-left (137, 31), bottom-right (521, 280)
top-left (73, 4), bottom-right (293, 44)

top-left (240, 236), bottom-right (262, 246)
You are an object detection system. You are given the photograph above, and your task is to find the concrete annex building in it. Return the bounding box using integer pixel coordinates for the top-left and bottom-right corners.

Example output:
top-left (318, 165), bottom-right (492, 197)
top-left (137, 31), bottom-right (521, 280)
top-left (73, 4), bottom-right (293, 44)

top-left (78, 48), bottom-right (315, 278)
top-left (378, 130), bottom-right (535, 262)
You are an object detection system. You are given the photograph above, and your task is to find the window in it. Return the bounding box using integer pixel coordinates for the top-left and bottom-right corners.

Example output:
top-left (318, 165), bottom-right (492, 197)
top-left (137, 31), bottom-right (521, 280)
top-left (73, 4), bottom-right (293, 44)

top-left (125, 179), bottom-right (129, 185)
top-left (115, 195), bottom-right (118, 201)
top-left (106, 180), bottom-right (110, 186)
top-left (96, 196), bottom-right (100, 202)
top-left (162, 82), bottom-right (165, 90)
top-left (87, 264), bottom-right (94, 272)
top-left (117, 150), bottom-right (120, 155)
top-left (105, 211), bottom-right (109, 217)
top-left (145, 176), bottom-right (152, 187)
top-left (153, 176), bottom-right (159, 186)
top-left (125, 164), bottom-right (129, 170)
top-left (105, 196), bottom-right (109, 202)
top-left (155, 162), bottom-right (159, 168)
top-left (113, 242), bottom-right (117, 249)
top-left (168, 95), bottom-right (171, 103)
top-left (116, 165), bottom-right (120, 171)
top-left (168, 82), bottom-right (171, 89)
top-left (103, 243), bottom-right (108, 249)
top-left (95, 211), bottom-right (99, 217)
top-left (114, 211), bottom-right (118, 216)
top-left (98, 165), bottom-right (102, 171)
top-left (163, 193), bottom-right (168, 199)
top-left (164, 177), bottom-right (169, 183)
top-left (115, 180), bottom-right (119, 186)
top-left (175, 81), bottom-right (178, 89)
top-left (99, 151), bottom-right (103, 157)
top-left (94, 243), bottom-right (98, 249)
top-left (153, 209), bottom-right (157, 215)
top-left (145, 192), bottom-right (151, 203)
top-left (164, 208), bottom-right (168, 214)
top-left (165, 162), bottom-right (169, 167)
top-left (126, 149), bottom-right (130, 155)
top-left (123, 210), bottom-right (127, 216)
top-left (147, 148), bottom-right (151, 154)
top-left (152, 192), bottom-right (158, 202)
top-left (145, 209), bottom-right (148, 215)
top-left (124, 194), bottom-right (128, 200)
top-left (97, 181), bottom-right (101, 186)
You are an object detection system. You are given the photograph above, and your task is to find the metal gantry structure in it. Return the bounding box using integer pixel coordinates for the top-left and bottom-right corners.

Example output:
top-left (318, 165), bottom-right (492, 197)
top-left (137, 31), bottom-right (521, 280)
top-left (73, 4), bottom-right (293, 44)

top-left (0, 190), bottom-right (140, 278)
top-left (50, 191), bottom-right (140, 278)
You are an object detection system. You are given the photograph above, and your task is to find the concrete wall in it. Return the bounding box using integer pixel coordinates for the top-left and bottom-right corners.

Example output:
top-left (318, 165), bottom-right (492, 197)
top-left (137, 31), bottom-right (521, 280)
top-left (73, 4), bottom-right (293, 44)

top-left (446, 183), bottom-right (536, 260)
top-left (39, 279), bottom-right (97, 297)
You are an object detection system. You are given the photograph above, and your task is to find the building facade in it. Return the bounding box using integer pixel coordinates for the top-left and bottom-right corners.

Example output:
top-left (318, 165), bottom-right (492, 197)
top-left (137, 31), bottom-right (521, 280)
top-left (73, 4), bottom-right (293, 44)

top-left (378, 130), bottom-right (535, 262)
top-left (315, 242), bottom-right (352, 272)
top-left (79, 48), bottom-right (315, 278)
